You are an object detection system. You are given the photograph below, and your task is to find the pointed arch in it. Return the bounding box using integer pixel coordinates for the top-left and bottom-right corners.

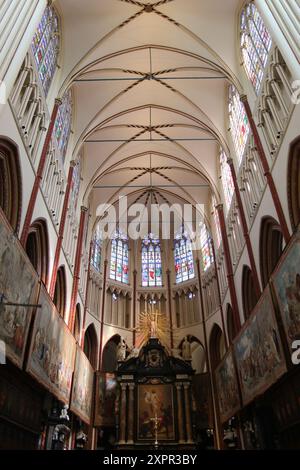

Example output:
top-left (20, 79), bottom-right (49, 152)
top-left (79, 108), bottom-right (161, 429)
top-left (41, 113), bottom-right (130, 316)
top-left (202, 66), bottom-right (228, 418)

top-left (209, 324), bottom-right (226, 370)
top-left (287, 136), bottom-right (300, 232)
top-left (259, 216), bottom-right (283, 288)
top-left (0, 137), bottom-right (22, 234)
top-left (53, 266), bottom-right (67, 318)
top-left (242, 265), bottom-right (259, 320)
top-left (25, 218), bottom-right (49, 286)
top-left (83, 323), bottom-right (98, 368)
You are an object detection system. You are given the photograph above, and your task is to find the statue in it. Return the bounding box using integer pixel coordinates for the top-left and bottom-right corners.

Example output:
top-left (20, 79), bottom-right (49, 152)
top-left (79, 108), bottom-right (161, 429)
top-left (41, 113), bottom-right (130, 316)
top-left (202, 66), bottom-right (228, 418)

top-left (150, 312), bottom-right (158, 338)
top-left (182, 336), bottom-right (192, 361)
top-left (59, 404), bottom-right (70, 421)
top-left (126, 346), bottom-right (140, 360)
top-left (117, 337), bottom-right (127, 361)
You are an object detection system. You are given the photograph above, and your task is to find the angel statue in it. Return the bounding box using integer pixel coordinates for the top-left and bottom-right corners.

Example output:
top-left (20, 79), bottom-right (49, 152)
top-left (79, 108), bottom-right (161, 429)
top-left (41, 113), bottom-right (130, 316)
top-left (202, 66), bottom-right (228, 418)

top-left (116, 337), bottom-right (127, 361)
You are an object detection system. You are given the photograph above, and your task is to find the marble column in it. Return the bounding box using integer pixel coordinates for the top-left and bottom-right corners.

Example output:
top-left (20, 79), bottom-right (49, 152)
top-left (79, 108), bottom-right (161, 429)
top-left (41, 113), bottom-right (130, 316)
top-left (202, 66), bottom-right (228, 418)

top-left (127, 383), bottom-right (135, 444)
top-left (183, 382), bottom-right (193, 444)
top-left (119, 383), bottom-right (127, 444)
top-left (176, 383), bottom-right (185, 443)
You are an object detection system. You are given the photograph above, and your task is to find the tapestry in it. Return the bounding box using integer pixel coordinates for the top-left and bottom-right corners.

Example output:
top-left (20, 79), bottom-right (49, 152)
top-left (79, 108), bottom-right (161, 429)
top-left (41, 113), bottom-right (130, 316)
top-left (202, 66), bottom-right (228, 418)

top-left (234, 287), bottom-right (286, 406)
top-left (70, 345), bottom-right (94, 424)
top-left (271, 233), bottom-right (300, 352)
top-left (94, 373), bottom-right (118, 427)
top-left (215, 350), bottom-right (241, 423)
top-left (0, 211), bottom-right (39, 368)
top-left (137, 383), bottom-right (175, 441)
top-left (26, 285), bottom-right (76, 404)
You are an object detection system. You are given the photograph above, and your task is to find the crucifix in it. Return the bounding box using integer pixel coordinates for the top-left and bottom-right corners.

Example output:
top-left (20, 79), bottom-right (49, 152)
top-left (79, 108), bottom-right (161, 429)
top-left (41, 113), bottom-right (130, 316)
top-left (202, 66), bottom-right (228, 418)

top-left (150, 414), bottom-right (160, 449)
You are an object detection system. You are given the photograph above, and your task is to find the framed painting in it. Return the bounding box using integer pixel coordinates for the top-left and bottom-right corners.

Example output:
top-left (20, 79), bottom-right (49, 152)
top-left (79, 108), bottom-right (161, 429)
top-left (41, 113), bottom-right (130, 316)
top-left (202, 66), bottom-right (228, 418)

top-left (234, 287), bottom-right (287, 406)
top-left (26, 285), bottom-right (76, 404)
top-left (94, 373), bottom-right (118, 427)
top-left (215, 349), bottom-right (241, 423)
top-left (0, 211), bottom-right (39, 369)
top-left (137, 384), bottom-right (175, 441)
top-left (192, 373), bottom-right (213, 428)
top-left (70, 346), bottom-right (95, 424)
top-left (271, 232), bottom-right (300, 352)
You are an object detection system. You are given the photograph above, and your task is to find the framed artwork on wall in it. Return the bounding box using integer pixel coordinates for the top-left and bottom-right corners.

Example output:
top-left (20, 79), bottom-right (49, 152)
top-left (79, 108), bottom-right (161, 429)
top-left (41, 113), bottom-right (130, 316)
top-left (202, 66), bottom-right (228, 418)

top-left (234, 287), bottom-right (287, 406)
top-left (215, 349), bottom-right (241, 423)
top-left (26, 285), bottom-right (76, 404)
top-left (137, 383), bottom-right (175, 441)
top-left (0, 211), bottom-right (39, 369)
top-left (70, 346), bottom-right (95, 424)
top-left (94, 372), bottom-right (118, 427)
top-left (271, 232), bottom-right (300, 353)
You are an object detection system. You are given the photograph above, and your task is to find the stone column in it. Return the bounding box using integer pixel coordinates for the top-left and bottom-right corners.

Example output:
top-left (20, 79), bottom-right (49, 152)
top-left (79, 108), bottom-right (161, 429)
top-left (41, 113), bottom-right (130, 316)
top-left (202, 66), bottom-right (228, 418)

top-left (183, 382), bottom-right (193, 444)
top-left (176, 383), bottom-right (185, 443)
top-left (127, 383), bottom-right (135, 444)
top-left (119, 383), bottom-right (128, 445)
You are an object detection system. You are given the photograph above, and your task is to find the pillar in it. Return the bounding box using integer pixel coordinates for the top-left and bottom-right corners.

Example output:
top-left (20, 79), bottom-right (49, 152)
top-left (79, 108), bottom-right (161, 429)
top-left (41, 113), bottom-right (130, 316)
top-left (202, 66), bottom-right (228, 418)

top-left (119, 383), bottom-right (127, 445)
top-left (166, 269), bottom-right (174, 349)
top-left (176, 383), bottom-right (185, 444)
top-left (241, 95), bottom-right (290, 243)
top-left (98, 260), bottom-right (108, 369)
top-left (196, 257), bottom-right (222, 449)
top-left (132, 269), bottom-right (137, 346)
top-left (81, 240), bottom-right (93, 348)
top-left (227, 158), bottom-right (261, 298)
top-left (127, 383), bottom-right (135, 444)
top-left (256, 0), bottom-right (300, 80)
top-left (49, 161), bottom-right (76, 297)
top-left (68, 206), bottom-right (88, 332)
top-left (0, 0), bottom-right (47, 97)
top-left (20, 98), bottom-right (62, 246)
top-left (183, 382), bottom-right (193, 444)
top-left (216, 204), bottom-right (241, 332)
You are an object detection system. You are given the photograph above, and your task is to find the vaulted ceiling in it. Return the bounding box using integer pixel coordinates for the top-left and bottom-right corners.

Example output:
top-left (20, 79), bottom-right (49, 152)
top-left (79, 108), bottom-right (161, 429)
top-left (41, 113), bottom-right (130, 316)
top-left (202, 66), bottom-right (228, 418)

top-left (55, 0), bottom-right (244, 222)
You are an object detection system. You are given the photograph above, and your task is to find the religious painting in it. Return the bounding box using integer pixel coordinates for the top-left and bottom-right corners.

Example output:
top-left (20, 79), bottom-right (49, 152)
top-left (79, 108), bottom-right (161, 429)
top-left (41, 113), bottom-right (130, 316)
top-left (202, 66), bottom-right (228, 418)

top-left (271, 233), bottom-right (300, 352)
top-left (0, 210), bottom-right (39, 369)
top-left (70, 346), bottom-right (95, 424)
top-left (94, 373), bottom-right (118, 427)
top-left (192, 373), bottom-right (213, 428)
top-left (234, 287), bottom-right (287, 406)
top-left (215, 350), bottom-right (240, 423)
top-left (137, 384), bottom-right (175, 441)
top-left (26, 285), bottom-right (76, 404)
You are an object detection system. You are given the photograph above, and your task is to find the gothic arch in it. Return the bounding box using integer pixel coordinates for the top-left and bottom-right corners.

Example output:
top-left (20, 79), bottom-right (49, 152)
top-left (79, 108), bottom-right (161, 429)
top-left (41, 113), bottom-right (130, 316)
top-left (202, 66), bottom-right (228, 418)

top-left (209, 324), bottom-right (226, 370)
top-left (74, 303), bottom-right (81, 342)
top-left (53, 266), bottom-right (67, 318)
top-left (226, 303), bottom-right (237, 343)
top-left (242, 265), bottom-right (259, 320)
top-left (259, 216), bottom-right (283, 288)
top-left (25, 218), bottom-right (49, 286)
top-left (287, 136), bottom-right (300, 231)
top-left (102, 334), bottom-right (123, 373)
top-left (0, 137), bottom-right (22, 234)
top-left (83, 323), bottom-right (98, 368)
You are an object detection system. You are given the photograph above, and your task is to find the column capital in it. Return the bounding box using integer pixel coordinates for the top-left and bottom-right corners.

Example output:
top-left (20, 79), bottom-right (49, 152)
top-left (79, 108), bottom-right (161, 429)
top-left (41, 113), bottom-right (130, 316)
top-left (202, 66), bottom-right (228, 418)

top-left (176, 382), bottom-right (183, 390)
top-left (215, 203), bottom-right (224, 212)
top-left (183, 382), bottom-right (191, 389)
top-left (54, 97), bottom-right (63, 107)
top-left (128, 383), bottom-right (135, 391)
top-left (80, 206), bottom-right (88, 213)
top-left (121, 382), bottom-right (128, 391)
top-left (69, 160), bottom-right (77, 168)
top-left (226, 157), bottom-right (234, 167)
top-left (240, 94), bottom-right (248, 103)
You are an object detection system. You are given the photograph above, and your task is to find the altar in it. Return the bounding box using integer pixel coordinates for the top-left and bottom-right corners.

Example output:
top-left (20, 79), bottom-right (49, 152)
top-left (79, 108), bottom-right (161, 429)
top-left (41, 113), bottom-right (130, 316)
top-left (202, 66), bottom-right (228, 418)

top-left (116, 338), bottom-right (195, 448)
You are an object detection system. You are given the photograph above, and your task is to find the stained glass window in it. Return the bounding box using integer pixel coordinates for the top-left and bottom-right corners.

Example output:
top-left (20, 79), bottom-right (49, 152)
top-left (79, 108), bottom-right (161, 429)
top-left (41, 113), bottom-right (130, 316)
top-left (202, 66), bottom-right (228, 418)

top-left (212, 195), bottom-right (222, 248)
top-left (32, 6), bottom-right (60, 96)
top-left (54, 90), bottom-right (73, 162)
top-left (110, 230), bottom-right (129, 284)
top-left (199, 223), bottom-right (214, 272)
top-left (220, 150), bottom-right (234, 211)
top-left (91, 225), bottom-right (102, 272)
top-left (174, 229), bottom-right (195, 284)
top-left (228, 85), bottom-right (250, 165)
top-left (240, 2), bottom-right (272, 94)
top-left (141, 234), bottom-right (162, 287)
